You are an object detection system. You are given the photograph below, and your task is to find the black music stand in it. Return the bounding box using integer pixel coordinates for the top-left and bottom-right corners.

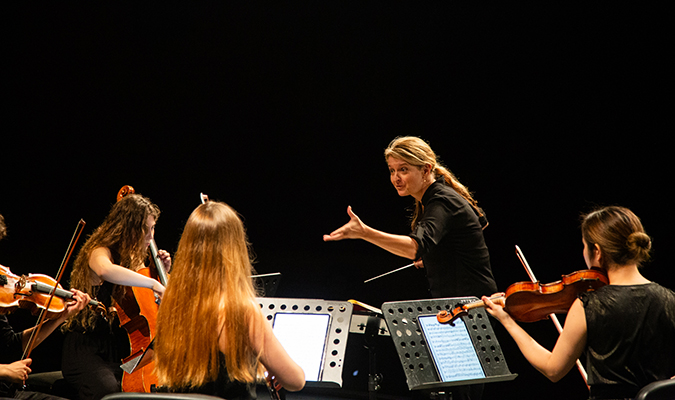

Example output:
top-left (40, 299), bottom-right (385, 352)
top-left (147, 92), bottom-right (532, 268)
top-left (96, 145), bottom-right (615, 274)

top-left (252, 272), bottom-right (281, 297)
top-left (381, 297), bottom-right (517, 395)
top-left (348, 300), bottom-right (390, 400)
top-left (256, 297), bottom-right (353, 388)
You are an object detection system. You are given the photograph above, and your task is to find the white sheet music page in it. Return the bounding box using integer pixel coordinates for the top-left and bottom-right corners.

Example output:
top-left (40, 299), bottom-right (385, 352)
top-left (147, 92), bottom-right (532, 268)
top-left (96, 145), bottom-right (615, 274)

top-left (418, 315), bottom-right (485, 382)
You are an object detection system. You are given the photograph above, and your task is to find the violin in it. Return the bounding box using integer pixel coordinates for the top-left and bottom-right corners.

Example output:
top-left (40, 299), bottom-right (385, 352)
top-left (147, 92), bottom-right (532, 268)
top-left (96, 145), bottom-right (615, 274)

top-left (437, 267), bottom-right (608, 325)
top-left (1, 264), bottom-right (102, 318)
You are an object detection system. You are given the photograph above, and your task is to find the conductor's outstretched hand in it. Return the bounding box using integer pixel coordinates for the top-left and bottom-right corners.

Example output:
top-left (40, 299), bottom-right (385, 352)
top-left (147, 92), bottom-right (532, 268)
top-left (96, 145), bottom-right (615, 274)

top-left (323, 206), bottom-right (367, 242)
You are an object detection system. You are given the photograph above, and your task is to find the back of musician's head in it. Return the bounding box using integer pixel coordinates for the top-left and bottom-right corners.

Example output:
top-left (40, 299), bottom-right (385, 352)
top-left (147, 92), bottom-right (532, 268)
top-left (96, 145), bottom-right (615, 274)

top-left (155, 201), bottom-right (260, 388)
top-left (180, 201), bottom-right (250, 275)
top-left (581, 205), bottom-right (652, 268)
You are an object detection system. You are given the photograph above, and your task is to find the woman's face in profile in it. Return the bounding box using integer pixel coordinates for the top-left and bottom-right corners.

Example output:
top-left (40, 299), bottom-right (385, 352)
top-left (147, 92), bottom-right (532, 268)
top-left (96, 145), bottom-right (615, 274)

top-left (387, 156), bottom-right (426, 200)
top-left (144, 215), bottom-right (156, 247)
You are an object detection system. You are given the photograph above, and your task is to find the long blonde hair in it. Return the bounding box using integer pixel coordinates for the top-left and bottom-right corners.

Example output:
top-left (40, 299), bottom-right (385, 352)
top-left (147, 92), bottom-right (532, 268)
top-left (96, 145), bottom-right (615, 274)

top-left (154, 201), bottom-right (262, 388)
top-left (63, 194), bottom-right (160, 332)
top-left (384, 136), bottom-right (483, 229)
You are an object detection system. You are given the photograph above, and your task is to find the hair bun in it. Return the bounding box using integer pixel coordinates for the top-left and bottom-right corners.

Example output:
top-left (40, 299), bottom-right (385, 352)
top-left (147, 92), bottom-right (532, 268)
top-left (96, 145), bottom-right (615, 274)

top-left (628, 232), bottom-right (652, 250)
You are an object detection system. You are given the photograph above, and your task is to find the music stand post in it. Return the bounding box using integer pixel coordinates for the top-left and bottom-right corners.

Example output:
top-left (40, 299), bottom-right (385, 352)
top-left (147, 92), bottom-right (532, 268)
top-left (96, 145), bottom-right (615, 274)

top-left (257, 297), bottom-right (353, 388)
top-left (381, 297), bottom-right (517, 394)
top-left (348, 300), bottom-right (390, 400)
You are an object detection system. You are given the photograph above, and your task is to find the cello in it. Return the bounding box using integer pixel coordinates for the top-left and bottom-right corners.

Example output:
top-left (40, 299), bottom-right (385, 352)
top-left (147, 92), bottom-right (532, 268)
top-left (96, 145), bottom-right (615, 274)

top-left (113, 185), bottom-right (169, 393)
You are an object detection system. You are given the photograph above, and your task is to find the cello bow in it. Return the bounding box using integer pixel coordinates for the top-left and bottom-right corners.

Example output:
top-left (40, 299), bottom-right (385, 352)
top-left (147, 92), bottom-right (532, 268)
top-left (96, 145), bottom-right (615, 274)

top-left (515, 245), bottom-right (590, 391)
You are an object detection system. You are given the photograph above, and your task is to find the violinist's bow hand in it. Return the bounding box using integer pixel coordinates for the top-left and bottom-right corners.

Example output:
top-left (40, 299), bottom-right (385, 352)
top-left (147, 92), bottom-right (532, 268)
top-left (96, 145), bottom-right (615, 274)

top-left (5, 359), bottom-right (32, 384)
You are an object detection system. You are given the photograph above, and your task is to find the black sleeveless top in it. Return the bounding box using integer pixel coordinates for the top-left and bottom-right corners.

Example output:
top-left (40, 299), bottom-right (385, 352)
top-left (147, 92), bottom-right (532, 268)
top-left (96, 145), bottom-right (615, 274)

top-left (167, 355), bottom-right (257, 400)
top-left (580, 283), bottom-right (675, 399)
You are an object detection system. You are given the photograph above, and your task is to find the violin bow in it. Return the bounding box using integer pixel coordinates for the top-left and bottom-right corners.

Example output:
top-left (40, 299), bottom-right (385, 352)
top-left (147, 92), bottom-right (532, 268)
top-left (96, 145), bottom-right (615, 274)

top-left (515, 245), bottom-right (590, 391)
top-left (22, 219), bottom-right (86, 360)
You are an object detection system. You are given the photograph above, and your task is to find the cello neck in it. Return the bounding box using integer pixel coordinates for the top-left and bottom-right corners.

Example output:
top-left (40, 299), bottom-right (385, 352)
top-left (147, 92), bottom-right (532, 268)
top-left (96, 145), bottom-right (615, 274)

top-left (149, 240), bottom-right (169, 287)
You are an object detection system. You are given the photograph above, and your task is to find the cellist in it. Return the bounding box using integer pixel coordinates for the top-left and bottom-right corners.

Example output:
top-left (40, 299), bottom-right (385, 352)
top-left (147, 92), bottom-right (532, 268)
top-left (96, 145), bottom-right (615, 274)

top-left (60, 193), bottom-right (171, 400)
top-left (483, 206), bottom-right (675, 399)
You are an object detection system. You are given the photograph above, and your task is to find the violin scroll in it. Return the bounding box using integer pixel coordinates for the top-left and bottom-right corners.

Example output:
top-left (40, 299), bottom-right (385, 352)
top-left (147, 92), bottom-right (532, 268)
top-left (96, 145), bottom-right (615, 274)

top-left (437, 295), bottom-right (505, 325)
top-left (437, 308), bottom-right (466, 325)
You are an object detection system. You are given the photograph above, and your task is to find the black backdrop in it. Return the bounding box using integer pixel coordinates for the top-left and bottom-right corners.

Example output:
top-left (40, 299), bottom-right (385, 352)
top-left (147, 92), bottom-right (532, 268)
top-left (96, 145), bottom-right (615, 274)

top-left (2, 3), bottom-right (672, 400)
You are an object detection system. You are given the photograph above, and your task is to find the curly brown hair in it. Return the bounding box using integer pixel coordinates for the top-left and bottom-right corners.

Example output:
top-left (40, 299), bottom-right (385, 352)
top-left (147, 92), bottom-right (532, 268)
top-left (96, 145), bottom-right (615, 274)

top-left (0, 214), bottom-right (6, 241)
top-left (62, 194), bottom-right (160, 332)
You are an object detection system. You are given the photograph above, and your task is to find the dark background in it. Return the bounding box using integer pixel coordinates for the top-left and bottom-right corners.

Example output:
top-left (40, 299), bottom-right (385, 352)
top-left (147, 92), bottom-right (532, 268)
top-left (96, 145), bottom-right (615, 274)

top-left (2, 3), bottom-right (672, 399)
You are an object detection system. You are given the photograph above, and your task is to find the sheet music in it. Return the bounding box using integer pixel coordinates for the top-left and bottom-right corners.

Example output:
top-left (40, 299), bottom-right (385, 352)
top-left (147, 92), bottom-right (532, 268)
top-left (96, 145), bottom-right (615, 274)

top-left (418, 315), bottom-right (485, 382)
top-left (273, 313), bottom-right (330, 381)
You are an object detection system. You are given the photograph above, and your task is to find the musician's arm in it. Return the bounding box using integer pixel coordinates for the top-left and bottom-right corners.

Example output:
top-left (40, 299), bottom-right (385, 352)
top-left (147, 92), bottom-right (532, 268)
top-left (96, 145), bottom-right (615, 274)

top-left (485, 296), bottom-right (586, 382)
top-left (89, 247), bottom-right (165, 296)
top-left (251, 310), bottom-right (305, 391)
top-left (20, 289), bottom-right (92, 351)
top-left (323, 206), bottom-right (418, 259)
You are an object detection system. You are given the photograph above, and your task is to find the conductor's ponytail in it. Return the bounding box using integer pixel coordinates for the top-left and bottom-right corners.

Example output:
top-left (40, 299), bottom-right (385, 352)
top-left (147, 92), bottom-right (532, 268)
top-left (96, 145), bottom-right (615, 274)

top-left (385, 136), bottom-right (483, 229)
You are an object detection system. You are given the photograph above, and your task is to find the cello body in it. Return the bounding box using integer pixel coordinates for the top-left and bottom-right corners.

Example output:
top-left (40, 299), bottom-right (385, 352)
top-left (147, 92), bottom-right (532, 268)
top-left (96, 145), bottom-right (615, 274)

top-left (114, 265), bottom-right (160, 393)
top-left (113, 185), bottom-right (167, 393)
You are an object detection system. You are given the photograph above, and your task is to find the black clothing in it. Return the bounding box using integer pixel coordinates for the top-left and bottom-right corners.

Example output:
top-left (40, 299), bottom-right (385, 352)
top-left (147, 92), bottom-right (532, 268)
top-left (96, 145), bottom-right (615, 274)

top-left (1, 315), bottom-right (23, 363)
top-left (61, 280), bottom-right (129, 400)
top-left (61, 326), bottom-right (125, 400)
top-left (408, 181), bottom-right (496, 400)
top-left (1, 316), bottom-right (68, 400)
top-left (1, 315), bottom-right (23, 398)
top-left (580, 283), bottom-right (675, 399)
top-left (409, 179), bottom-right (497, 298)
top-left (165, 354), bottom-right (256, 400)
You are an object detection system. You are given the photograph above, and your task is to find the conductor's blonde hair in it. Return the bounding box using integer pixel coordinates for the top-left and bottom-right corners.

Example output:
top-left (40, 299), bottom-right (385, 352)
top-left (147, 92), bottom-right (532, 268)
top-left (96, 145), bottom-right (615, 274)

top-left (385, 136), bottom-right (483, 229)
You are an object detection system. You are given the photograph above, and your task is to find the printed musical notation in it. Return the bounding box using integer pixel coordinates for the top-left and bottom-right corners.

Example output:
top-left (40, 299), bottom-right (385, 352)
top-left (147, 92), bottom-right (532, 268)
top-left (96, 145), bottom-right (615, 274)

top-left (418, 315), bottom-right (485, 382)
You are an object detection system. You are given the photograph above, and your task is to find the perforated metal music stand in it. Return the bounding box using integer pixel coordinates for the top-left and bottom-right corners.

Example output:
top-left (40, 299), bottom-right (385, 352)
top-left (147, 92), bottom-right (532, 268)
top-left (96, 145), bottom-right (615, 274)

top-left (381, 297), bottom-right (517, 392)
top-left (256, 297), bottom-right (353, 388)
